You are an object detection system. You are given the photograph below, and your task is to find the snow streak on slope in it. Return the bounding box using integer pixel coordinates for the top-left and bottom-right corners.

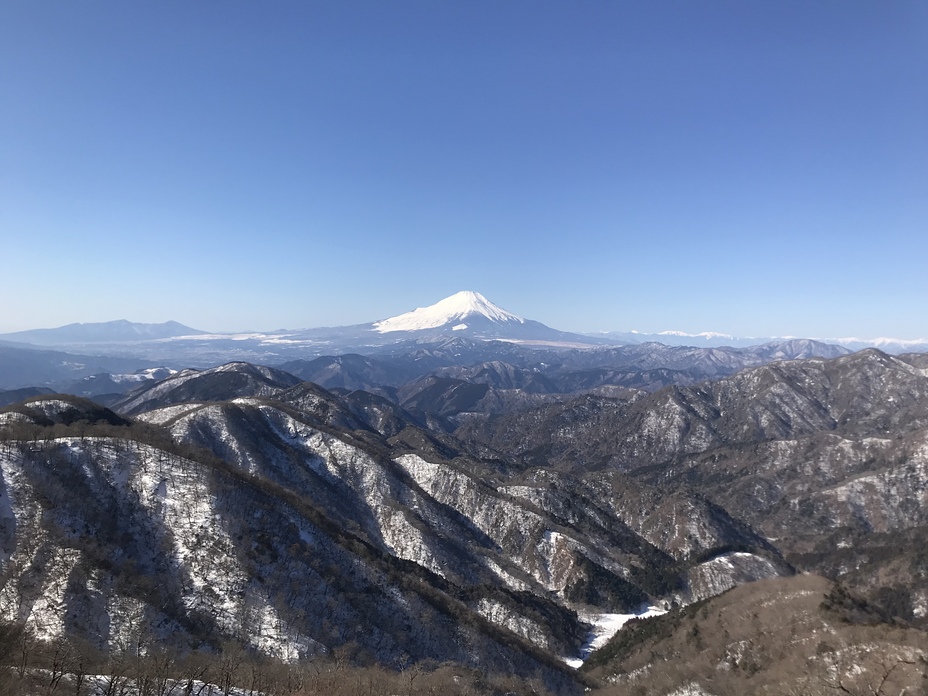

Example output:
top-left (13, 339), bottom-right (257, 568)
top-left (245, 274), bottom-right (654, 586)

top-left (373, 291), bottom-right (525, 333)
top-left (563, 605), bottom-right (667, 668)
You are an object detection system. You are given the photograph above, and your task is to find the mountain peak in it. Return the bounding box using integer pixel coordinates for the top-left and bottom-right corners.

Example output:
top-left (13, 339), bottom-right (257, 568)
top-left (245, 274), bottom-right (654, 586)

top-left (373, 291), bottom-right (525, 334)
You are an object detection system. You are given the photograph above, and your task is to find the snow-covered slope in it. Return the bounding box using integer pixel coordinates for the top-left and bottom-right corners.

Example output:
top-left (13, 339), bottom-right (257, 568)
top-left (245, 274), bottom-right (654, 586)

top-left (113, 362), bottom-right (302, 414)
top-left (373, 291), bottom-right (525, 333)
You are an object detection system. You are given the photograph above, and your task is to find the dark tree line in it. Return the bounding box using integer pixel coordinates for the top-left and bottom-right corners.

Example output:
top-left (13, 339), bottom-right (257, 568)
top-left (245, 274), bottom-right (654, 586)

top-left (0, 619), bottom-right (558, 696)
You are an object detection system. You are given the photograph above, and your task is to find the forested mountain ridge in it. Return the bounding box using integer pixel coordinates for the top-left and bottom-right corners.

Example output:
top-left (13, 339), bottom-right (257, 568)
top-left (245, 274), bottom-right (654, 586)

top-left (0, 346), bottom-right (926, 694)
top-left (455, 349), bottom-right (928, 628)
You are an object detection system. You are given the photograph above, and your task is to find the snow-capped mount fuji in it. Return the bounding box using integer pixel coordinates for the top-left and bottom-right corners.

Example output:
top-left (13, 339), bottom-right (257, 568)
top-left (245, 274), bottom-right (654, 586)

top-left (367, 290), bottom-right (595, 344)
top-left (373, 290), bottom-right (525, 333)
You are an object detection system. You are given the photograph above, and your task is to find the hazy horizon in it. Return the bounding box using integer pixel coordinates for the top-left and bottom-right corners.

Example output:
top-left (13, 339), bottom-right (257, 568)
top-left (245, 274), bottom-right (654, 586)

top-left (2, 289), bottom-right (927, 344)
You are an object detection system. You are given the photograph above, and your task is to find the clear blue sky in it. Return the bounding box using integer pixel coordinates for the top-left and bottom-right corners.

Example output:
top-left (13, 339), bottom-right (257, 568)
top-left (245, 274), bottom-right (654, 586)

top-left (1, 1), bottom-right (926, 338)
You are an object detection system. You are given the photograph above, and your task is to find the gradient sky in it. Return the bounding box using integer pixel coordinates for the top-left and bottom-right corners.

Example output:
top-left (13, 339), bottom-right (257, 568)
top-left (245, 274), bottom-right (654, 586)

top-left (1, 1), bottom-right (926, 338)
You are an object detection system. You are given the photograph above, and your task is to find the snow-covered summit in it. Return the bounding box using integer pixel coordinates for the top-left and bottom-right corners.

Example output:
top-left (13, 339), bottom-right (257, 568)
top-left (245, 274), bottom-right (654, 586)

top-left (373, 291), bottom-right (525, 334)
top-left (657, 330), bottom-right (736, 341)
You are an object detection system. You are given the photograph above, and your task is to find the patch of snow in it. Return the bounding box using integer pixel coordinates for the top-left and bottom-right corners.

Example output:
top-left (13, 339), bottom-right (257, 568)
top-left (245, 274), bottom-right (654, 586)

top-left (231, 397), bottom-right (265, 406)
top-left (474, 598), bottom-right (551, 650)
top-left (157, 332), bottom-right (273, 342)
top-left (688, 552), bottom-right (784, 601)
top-left (564, 605), bottom-right (667, 668)
top-left (482, 557), bottom-right (530, 591)
top-left (0, 412), bottom-right (32, 426)
top-left (108, 367), bottom-right (177, 384)
top-left (666, 684), bottom-right (715, 696)
top-left (136, 403), bottom-right (207, 425)
top-left (21, 399), bottom-right (75, 418)
top-left (913, 592), bottom-right (927, 619)
top-left (84, 675), bottom-right (256, 696)
top-left (22, 548), bottom-right (82, 640)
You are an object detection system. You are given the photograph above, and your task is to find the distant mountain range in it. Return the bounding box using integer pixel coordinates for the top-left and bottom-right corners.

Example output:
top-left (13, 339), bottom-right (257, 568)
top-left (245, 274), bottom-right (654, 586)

top-left (592, 329), bottom-right (928, 353)
top-left (0, 319), bottom-right (204, 345)
top-left (1, 292), bottom-right (926, 361)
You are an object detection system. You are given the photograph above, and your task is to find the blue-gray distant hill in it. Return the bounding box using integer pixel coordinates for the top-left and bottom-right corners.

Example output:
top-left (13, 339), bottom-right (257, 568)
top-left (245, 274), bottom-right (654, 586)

top-left (0, 343), bottom-right (158, 390)
top-left (0, 319), bottom-right (205, 346)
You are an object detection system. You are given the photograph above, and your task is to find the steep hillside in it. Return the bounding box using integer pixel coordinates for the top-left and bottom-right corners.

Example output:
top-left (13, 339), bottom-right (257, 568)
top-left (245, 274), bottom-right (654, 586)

top-left (583, 574), bottom-right (928, 696)
top-left (0, 399), bottom-right (583, 691)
